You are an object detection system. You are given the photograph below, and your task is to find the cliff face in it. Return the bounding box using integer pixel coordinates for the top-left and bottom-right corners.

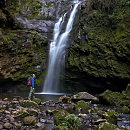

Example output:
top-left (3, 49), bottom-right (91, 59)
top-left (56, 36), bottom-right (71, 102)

top-left (0, 0), bottom-right (129, 93)
top-left (0, 0), bottom-right (78, 89)
top-left (65, 0), bottom-right (130, 93)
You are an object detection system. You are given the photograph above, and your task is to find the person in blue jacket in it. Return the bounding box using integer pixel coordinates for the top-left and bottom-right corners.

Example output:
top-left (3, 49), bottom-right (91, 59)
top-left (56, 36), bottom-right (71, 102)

top-left (28, 74), bottom-right (35, 100)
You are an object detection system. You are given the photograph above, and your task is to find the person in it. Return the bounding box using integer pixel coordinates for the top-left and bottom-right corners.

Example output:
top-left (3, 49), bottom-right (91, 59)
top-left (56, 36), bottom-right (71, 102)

top-left (28, 74), bottom-right (35, 100)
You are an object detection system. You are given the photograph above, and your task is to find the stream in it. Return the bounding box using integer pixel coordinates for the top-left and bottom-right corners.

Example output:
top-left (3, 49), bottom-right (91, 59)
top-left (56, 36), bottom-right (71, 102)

top-left (0, 92), bottom-right (129, 130)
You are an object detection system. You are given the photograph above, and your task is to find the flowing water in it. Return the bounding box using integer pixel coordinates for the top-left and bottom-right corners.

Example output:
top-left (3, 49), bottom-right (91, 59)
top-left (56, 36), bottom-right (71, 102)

top-left (42, 0), bottom-right (79, 94)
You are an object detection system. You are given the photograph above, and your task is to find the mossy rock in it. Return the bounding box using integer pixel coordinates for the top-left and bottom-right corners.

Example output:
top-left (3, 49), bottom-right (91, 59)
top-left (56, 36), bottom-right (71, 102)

top-left (97, 122), bottom-right (127, 130)
top-left (32, 98), bottom-right (41, 105)
top-left (102, 111), bottom-right (118, 125)
top-left (13, 110), bottom-right (29, 118)
top-left (74, 100), bottom-right (87, 109)
top-left (23, 116), bottom-right (37, 125)
top-left (99, 90), bottom-right (127, 107)
top-left (20, 100), bottom-right (38, 107)
top-left (71, 92), bottom-right (97, 101)
top-left (54, 110), bottom-right (69, 126)
top-left (91, 108), bottom-right (118, 125)
top-left (121, 106), bottom-right (130, 114)
top-left (28, 108), bottom-right (38, 116)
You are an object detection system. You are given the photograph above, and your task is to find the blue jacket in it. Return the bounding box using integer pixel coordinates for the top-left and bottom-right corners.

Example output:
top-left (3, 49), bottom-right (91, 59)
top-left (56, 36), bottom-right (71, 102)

top-left (31, 77), bottom-right (34, 88)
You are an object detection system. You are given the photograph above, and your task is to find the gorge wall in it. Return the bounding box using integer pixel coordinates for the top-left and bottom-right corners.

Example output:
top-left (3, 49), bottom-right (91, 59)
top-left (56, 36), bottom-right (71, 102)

top-left (0, 0), bottom-right (129, 94)
top-left (65, 0), bottom-right (130, 94)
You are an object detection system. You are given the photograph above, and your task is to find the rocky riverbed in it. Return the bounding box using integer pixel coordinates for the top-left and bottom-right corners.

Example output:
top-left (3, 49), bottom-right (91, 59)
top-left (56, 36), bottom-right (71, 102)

top-left (0, 85), bottom-right (130, 130)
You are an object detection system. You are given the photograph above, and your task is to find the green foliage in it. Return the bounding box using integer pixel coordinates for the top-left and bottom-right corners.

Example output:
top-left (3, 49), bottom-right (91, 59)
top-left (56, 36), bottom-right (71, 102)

top-left (54, 111), bottom-right (81, 130)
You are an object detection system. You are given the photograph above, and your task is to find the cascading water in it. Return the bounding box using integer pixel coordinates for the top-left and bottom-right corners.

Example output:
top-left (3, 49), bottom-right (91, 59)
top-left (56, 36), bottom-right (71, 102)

top-left (42, 0), bottom-right (79, 94)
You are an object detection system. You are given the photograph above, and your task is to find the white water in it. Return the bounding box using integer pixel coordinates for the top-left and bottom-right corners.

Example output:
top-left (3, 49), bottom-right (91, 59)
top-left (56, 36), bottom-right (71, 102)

top-left (42, 0), bottom-right (79, 94)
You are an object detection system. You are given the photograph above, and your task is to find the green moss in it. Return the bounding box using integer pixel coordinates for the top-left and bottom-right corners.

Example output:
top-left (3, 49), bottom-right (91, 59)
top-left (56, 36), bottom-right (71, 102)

top-left (100, 90), bottom-right (129, 107)
top-left (32, 98), bottom-right (41, 105)
top-left (97, 122), bottom-right (127, 130)
top-left (67, 0), bottom-right (130, 86)
top-left (103, 111), bottom-right (118, 125)
top-left (20, 100), bottom-right (38, 107)
top-left (121, 106), bottom-right (130, 114)
top-left (74, 100), bottom-right (88, 109)
top-left (54, 110), bottom-right (69, 126)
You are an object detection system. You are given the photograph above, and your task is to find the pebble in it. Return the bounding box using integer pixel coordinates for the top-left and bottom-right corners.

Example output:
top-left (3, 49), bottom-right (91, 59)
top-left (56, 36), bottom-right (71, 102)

top-left (0, 124), bottom-right (3, 129)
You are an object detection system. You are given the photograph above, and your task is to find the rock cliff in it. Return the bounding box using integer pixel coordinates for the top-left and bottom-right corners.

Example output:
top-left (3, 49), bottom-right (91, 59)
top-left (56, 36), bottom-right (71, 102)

top-left (0, 0), bottom-right (129, 93)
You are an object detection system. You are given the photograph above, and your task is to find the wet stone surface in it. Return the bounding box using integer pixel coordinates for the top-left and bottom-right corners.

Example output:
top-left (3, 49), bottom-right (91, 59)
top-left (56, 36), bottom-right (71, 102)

top-left (0, 93), bottom-right (129, 130)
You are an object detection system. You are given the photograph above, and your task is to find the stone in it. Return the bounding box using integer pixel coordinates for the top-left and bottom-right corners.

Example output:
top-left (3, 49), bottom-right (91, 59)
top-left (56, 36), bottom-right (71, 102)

top-left (50, 104), bottom-right (56, 107)
top-left (52, 110), bottom-right (59, 115)
top-left (13, 109), bottom-right (29, 118)
top-left (41, 102), bottom-right (46, 106)
top-left (71, 92), bottom-right (97, 101)
top-left (11, 101), bottom-right (19, 104)
top-left (97, 122), bottom-right (126, 130)
top-left (46, 110), bottom-right (52, 115)
top-left (13, 98), bottom-right (17, 101)
top-left (36, 122), bottom-right (42, 127)
top-left (93, 119), bottom-right (107, 125)
top-left (102, 111), bottom-right (118, 125)
top-left (99, 90), bottom-right (129, 107)
top-left (20, 100), bottom-right (38, 107)
top-left (3, 110), bottom-right (10, 114)
top-left (32, 98), bottom-right (41, 105)
top-left (0, 124), bottom-right (3, 129)
top-left (15, 123), bottom-right (21, 128)
top-left (28, 108), bottom-right (38, 116)
top-left (23, 116), bottom-right (37, 125)
top-left (3, 122), bottom-right (13, 129)
top-left (58, 95), bottom-right (71, 103)
top-left (3, 98), bottom-right (8, 101)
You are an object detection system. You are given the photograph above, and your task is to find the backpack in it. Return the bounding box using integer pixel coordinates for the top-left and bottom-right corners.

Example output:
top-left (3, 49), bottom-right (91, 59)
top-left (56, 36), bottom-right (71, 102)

top-left (27, 77), bottom-right (32, 86)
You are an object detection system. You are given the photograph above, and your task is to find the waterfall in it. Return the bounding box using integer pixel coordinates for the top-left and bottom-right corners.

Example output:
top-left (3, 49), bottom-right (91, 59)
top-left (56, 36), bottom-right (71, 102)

top-left (43, 1), bottom-right (79, 94)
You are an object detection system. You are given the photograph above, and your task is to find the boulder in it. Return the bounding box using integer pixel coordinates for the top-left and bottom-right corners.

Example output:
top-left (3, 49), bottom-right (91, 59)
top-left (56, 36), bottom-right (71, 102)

top-left (74, 100), bottom-right (88, 110)
top-left (89, 108), bottom-right (118, 125)
top-left (102, 111), bottom-right (118, 125)
top-left (71, 92), bottom-right (97, 101)
top-left (3, 122), bottom-right (13, 129)
top-left (23, 116), bottom-right (37, 125)
top-left (121, 106), bottom-right (130, 114)
top-left (32, 98), bottom-right (41, 105)
top-left (58, 95), bottom-right (71, 103)
top-left (36, 122), bottom-right (42, 128)
top-left (12, 108), bottom-right (29, 118)
top-left (20, 100), bottom-right (38, 107)
top-left (99, 90), bottom-right (129, 107)
top-left (28, 108), bottom-right (38, 116)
